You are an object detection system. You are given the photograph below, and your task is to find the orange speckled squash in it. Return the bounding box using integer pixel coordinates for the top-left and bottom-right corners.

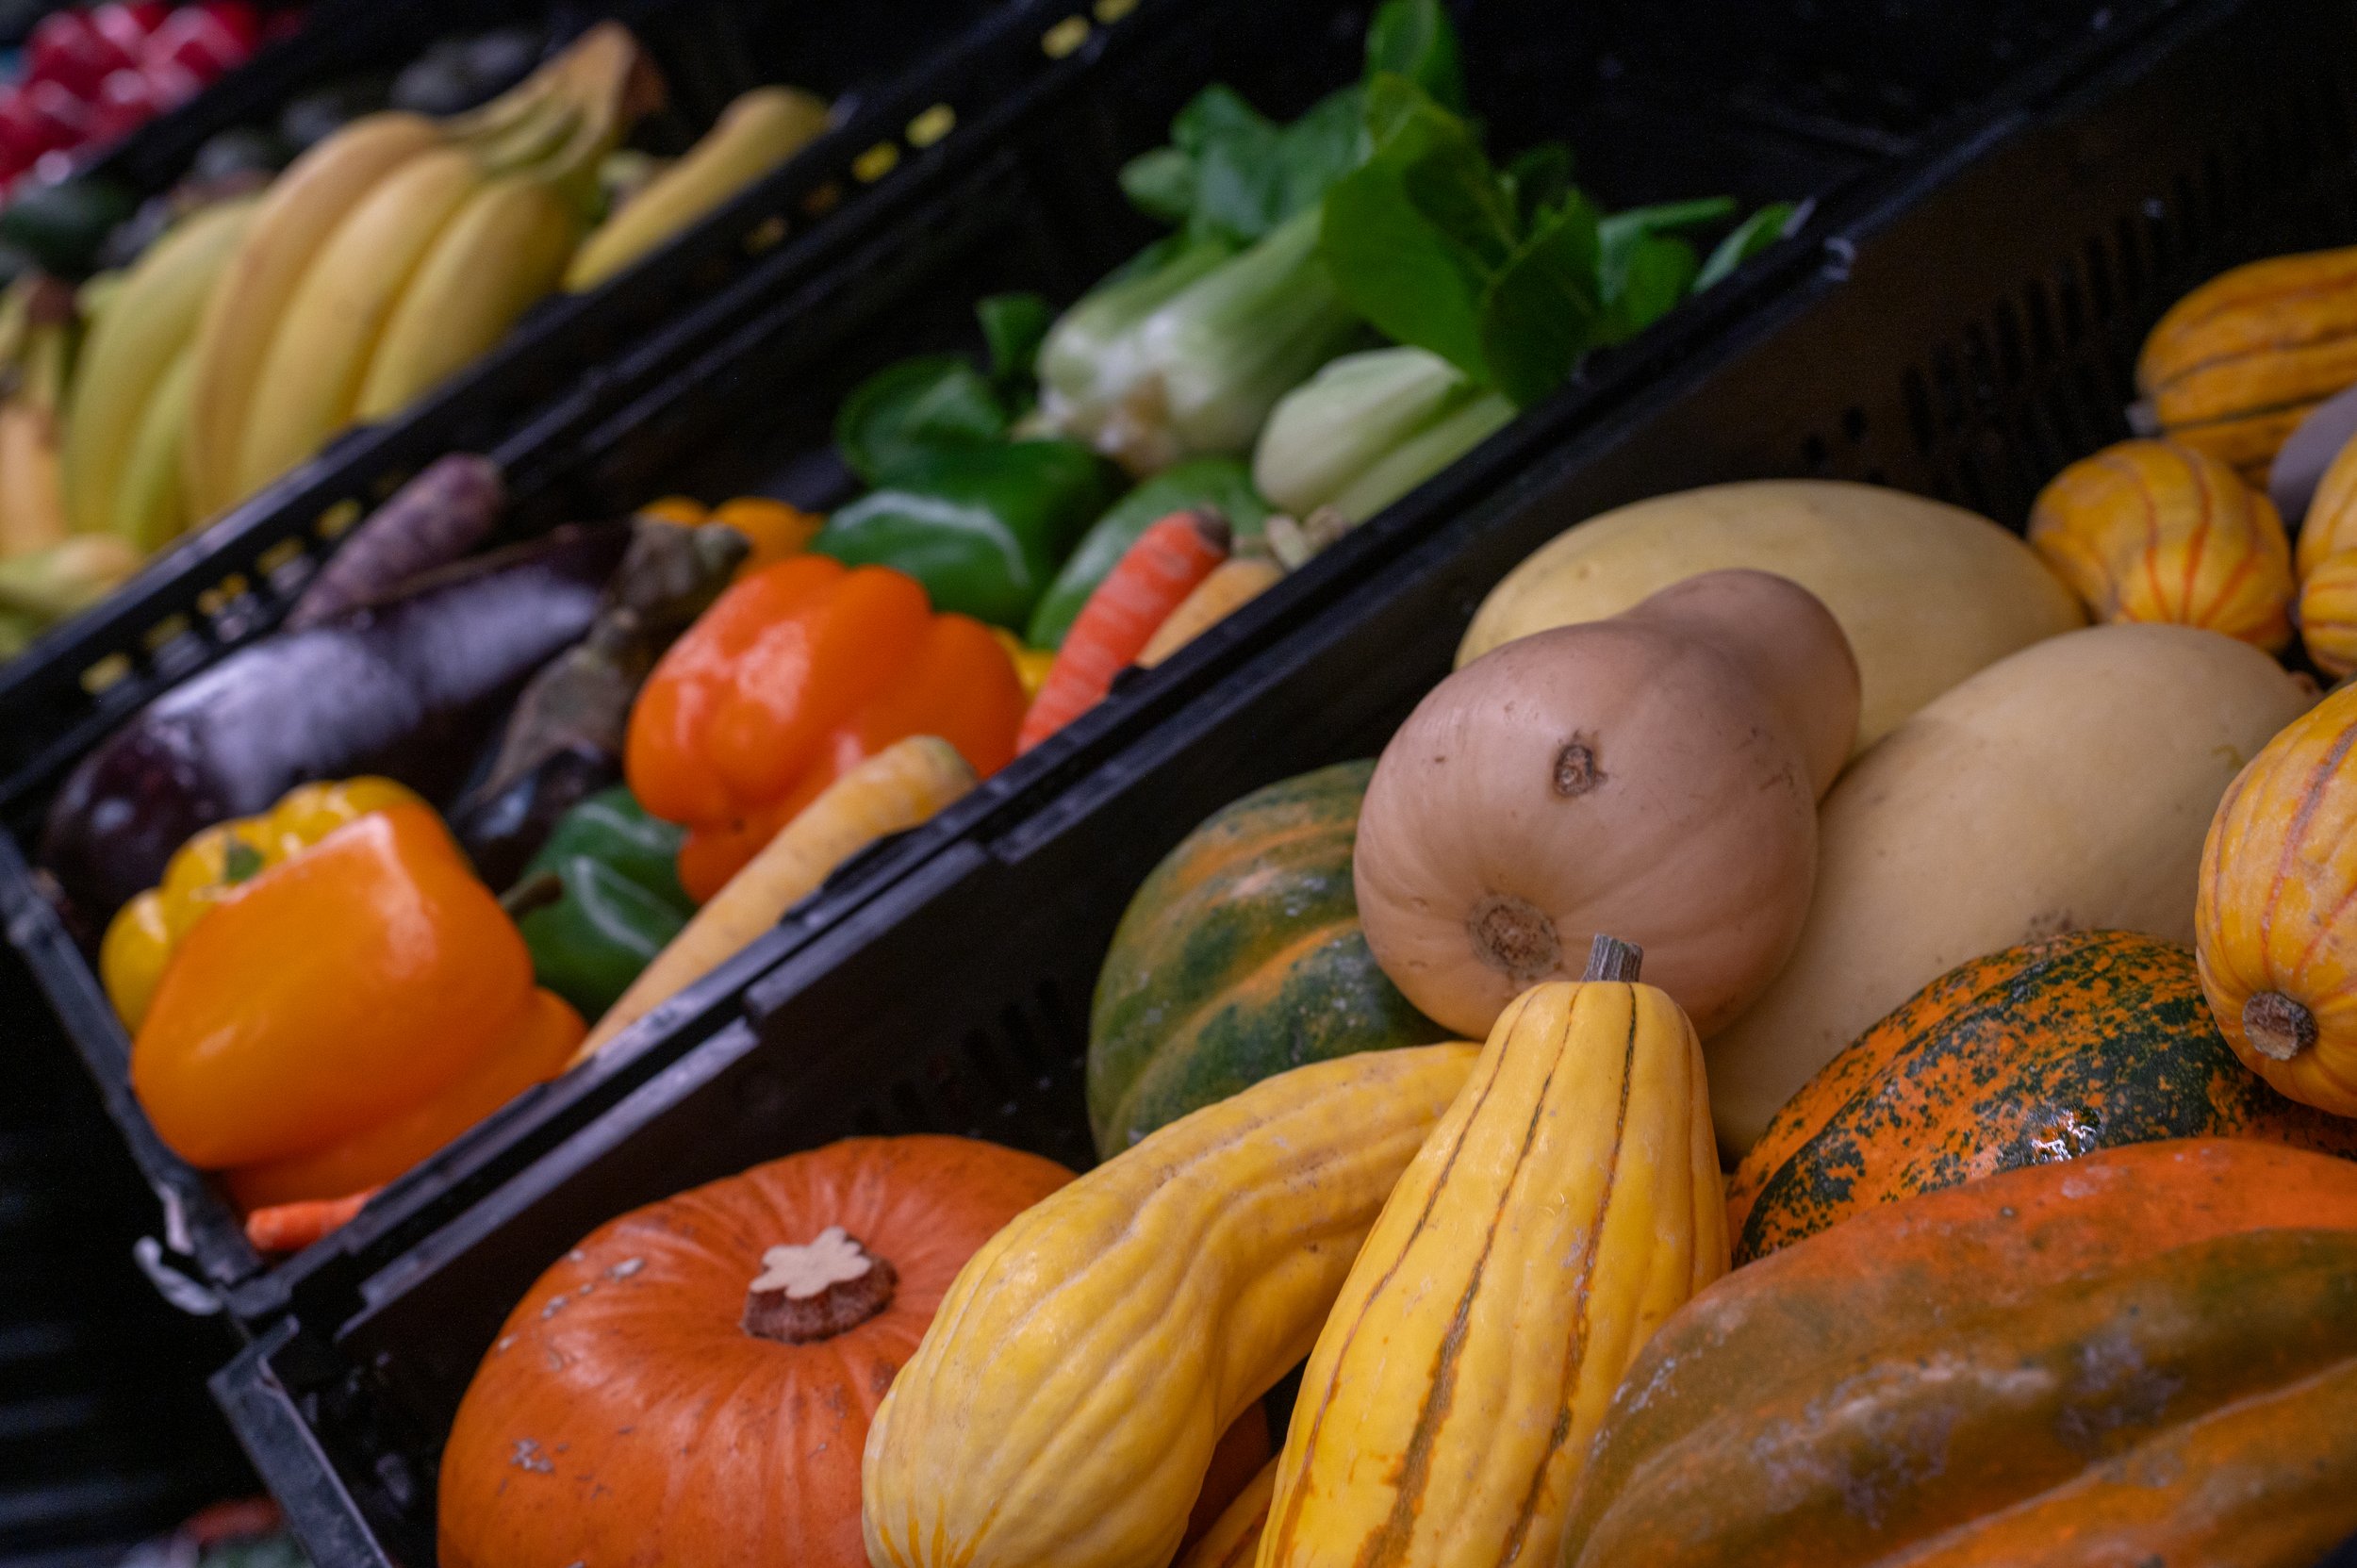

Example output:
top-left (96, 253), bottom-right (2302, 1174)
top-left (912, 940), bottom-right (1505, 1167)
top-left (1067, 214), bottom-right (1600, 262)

top-left (1562, 1139), bottom-right (2357, 1568)
top-left (2137, 245), bottom-right (2357, 484)
top-left (1729, 932), bottom-right (2357, 1263)
top-left (2026, 439), bottom-right (2293, 650)
top-left (438, 1136), bottom-right (1073, 1568)
top-left (2197, 683), bottom-right (2357, 1117)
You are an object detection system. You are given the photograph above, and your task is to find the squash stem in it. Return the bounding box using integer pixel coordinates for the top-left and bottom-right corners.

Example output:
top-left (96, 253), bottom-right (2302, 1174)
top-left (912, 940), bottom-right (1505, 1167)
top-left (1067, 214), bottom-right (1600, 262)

top-left (1583, 934), bottom-right (1644, 983)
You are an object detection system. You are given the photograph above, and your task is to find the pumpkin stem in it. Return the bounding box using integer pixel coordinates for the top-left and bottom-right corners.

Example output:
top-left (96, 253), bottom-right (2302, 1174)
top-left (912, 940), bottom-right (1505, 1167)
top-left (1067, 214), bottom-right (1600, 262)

top-left (2243, 991), bottom-right (2317, 1062)
top-left (743, 1226), bottom-right (898, 1344)
top-left (1468, 894), bottom-right (1563, 984)
top-left (1582, 934), bottom-right (1643, 983)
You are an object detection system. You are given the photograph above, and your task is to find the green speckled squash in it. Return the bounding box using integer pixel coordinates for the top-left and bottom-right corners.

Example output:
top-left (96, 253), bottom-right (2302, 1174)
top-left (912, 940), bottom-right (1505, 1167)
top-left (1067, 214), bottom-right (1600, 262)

top-left (1087, 761), bottom-right (1453, 1157)
top-left (1729, 931), bottom-right (2357, 1263)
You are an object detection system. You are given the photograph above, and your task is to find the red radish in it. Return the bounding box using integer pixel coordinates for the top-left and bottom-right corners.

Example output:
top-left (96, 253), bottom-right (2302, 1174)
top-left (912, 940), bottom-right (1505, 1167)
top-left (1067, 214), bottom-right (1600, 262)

top-left (1016, 508), bottom-right (1230, 752)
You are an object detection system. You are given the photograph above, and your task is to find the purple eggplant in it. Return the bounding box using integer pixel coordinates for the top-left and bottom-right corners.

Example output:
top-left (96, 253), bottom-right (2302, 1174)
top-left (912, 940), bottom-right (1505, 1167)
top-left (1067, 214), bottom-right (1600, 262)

top-left (41, 523), bottom-right (628, 919)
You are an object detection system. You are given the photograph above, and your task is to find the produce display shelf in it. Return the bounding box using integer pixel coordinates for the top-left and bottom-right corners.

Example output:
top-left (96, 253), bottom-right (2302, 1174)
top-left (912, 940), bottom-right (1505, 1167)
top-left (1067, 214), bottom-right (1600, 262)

top-left (177, 0), bottom-right (2335, 1560)
top-left (0, 0), bottom-right (2056, 1347)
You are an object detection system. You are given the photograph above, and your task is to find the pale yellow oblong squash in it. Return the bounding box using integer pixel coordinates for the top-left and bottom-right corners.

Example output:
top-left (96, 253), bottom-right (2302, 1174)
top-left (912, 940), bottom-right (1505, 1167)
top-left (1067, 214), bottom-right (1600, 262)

top-left (1458, 480), bottom-right (2084, 753)
top-left (1706, 623), bottom-right (2314, 1155)
top-left (1258, 951), bottom-right (1724, 1568)
top-left (570, 734), bottom-right (975, 1063)
top-left (861, 1043), bottom-right (1481, 1568)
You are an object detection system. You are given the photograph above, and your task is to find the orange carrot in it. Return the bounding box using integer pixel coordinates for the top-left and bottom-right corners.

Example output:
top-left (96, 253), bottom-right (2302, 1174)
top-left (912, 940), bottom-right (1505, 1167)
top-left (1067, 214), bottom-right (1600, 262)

top-left (244, 1187), bottom-right (380, 1254)
top-left (1017, 509), bottom-right (1229, 752)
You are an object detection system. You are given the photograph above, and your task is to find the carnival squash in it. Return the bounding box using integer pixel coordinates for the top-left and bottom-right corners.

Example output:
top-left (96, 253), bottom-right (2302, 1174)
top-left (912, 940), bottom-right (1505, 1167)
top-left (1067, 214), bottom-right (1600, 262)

top-left (1261, 939), bottom-right (1724, 1568)
top-left (1560, 1139), bottom-right (2357, 1568)
top-left (1088, 761), bottom-right (1453, 1156)
top-left (2197, 681), bottom-right (2357, 1116)
top-left (1359, 569), bottom-right (1856, 1040)
top-left (437, 1135), bottom-right (1072, 1568)
top-left (1729, 932), bottom-right (2357, 1263)
top-left (2026, 439), bottom-right (2294, 650)
top-left (1707, 623), bottom-right (2312, 1154)
top-left (2138, 244), bottom-right (2357, 484)
top-left (1459, 480), bottom-right (2082, 751)
top-left (861, 1043), bottom-right (1479, 1568)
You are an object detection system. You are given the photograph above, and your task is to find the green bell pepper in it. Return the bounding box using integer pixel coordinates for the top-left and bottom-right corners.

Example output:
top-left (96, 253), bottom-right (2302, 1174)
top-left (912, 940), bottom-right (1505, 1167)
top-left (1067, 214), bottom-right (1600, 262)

top-left (1024, 455), bottom-right (1273, 649)
top-left (512, 786), bottom-right (696, 1020)
top-left (812, 438), bottom-right (1116, 629)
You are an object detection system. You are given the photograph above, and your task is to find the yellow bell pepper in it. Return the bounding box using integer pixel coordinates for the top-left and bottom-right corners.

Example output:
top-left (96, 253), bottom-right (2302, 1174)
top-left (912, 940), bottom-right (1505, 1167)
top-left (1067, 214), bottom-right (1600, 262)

top-left (101, 777), bottom-right (421, 1030)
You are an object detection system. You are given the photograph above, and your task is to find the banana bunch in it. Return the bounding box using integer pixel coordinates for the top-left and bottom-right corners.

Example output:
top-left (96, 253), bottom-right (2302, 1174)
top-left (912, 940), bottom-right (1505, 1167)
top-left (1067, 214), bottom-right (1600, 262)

top-left (162, 21), bottom-right (666, 521)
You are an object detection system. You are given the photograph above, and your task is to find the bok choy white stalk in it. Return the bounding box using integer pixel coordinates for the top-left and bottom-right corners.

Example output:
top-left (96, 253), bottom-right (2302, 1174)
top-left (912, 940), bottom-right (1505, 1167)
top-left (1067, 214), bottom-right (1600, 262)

top-left (1254, 345), bottom-right (1513, 521)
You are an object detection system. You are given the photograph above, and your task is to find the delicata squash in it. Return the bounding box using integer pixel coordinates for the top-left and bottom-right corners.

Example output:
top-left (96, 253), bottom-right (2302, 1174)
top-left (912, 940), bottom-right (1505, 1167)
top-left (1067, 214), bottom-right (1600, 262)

top-left (860, 1042), bottom-right (1478, 1568)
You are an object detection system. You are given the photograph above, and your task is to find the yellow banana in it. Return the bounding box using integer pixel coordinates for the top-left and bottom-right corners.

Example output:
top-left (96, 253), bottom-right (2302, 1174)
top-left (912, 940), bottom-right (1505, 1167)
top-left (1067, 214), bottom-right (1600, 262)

top-left (564, 85), bottom-right (828, 291)
top-left (232, 146), bottom-right (483, 499)
top-left (182, 111), bottom-right (445, 519)
top-left (0, 306), bottom-right (74, 558)
top-left (111, 339), bottom-right (199, 553)
top-left (62, 196), bottom-right (259, 538)
top-left (355, 173), bottom-right (583, 421)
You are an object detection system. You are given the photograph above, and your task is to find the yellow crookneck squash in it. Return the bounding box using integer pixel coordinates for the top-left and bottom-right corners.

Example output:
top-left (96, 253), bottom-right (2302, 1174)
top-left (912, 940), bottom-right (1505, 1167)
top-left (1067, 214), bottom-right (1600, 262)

top-left (860, 1043), bottom-right (1480, 1568)
top-left (1257, 937), bottom-right (1726, 1568)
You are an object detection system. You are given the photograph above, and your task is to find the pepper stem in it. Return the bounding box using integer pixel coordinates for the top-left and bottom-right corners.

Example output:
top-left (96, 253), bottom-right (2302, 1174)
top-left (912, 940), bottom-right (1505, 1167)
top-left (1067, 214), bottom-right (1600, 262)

top-left (743, 1226), bottom-right (898, 1344)
top-left (1582, 934), bottom-right (1644, 983)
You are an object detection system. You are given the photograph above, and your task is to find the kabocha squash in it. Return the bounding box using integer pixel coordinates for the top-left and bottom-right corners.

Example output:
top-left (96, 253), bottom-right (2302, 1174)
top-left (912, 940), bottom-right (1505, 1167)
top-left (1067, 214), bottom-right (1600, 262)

top-left (1559, 1139), bottom-right (2357, 1568)
top-left (1707, 623), bottom-right (2312, 1154)
top-left (2138, 245), bottom-right (2357, 484)
top-left (438, 1135), bottom-right (1073, 1568)
top-left (2197, 682), bottom-right (2357, 1116)
top-left (1088, 761), bottom-right (1454, 1156)
top-left (1459, 480), bottom-right (2082, 752)
top-left (1358, 569), bottom-right (1856, 1040)
top-left (2026, 439), bottom-right (2294, 650)
top-left (862, 1043), bottom-right (1479, 1568)
top-left (1729, 932), bottom-right (2357, 1263)
top-left (1261, 939), bottom-right (1724, 1568)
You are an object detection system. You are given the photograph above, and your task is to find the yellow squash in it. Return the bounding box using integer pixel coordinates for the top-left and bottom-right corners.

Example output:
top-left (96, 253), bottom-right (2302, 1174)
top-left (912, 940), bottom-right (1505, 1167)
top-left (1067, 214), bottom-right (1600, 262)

top-left (1259, 938), bottom-right (1725, 1568)
top-left (861, 1043), bottom-right (1481, 1568)
top-left (2139, 245), bottom-right (2357, 484)
top-left (2026, 438), bottom-right (2293, 651)
top-left (2295, 433), bottom-right (2357, 675)
top-left (2197, 681), bottom-right (2357, 1116)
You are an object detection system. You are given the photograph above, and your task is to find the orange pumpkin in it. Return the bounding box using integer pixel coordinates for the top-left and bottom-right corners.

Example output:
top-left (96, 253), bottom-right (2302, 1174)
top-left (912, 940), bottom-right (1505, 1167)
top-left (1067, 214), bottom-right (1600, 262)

top-left (1729, 932), bottom-right (2357, 1263)
top-left (438, 1136), bottom-right (1073, 1568)
top-left (2197, 682), bottom-right (2357, 1118)
top-left (1563, 1139), bottom-right (2357, 1567)
top-left (2025, 439), bottom-right (2293, 650)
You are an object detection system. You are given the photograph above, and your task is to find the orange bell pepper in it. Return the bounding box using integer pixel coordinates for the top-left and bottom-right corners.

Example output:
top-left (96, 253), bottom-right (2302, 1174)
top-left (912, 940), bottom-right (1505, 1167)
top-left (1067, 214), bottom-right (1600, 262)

top-left (130, 802), bottom-right (584, 1200)
top-left (626, 554), bottom-right (1025, 900)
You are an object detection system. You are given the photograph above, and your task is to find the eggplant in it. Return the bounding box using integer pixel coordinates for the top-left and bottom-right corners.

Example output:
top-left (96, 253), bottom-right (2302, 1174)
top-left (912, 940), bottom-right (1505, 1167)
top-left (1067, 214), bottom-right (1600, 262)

top-left (41, 524), bottom-right (628, 919)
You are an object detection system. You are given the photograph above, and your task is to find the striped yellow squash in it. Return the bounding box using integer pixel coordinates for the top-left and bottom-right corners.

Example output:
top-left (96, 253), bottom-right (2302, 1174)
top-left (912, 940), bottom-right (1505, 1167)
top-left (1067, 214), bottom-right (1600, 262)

top-left (2026, 438), bottom-right (2294, 652)
top-left (861, 1043), bottom-right (1480, 1568)
top-left (1257, 939), bottom-right (1725, 1568)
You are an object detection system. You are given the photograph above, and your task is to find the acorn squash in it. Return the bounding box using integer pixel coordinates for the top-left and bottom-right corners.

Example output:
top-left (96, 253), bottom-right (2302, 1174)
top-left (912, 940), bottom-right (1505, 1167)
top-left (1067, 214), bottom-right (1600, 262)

top-left (1561, 1139), bottom-right (2357, 1568)
top-left (1087, 761), bottom-right (1451, 1156)
top-left (1729, 932), bottom-right (2357, 1263)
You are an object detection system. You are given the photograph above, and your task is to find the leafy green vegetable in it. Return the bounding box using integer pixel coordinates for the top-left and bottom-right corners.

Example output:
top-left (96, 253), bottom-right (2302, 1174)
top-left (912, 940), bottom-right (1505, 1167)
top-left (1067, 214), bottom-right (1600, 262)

top-left (834, 355), bottom-right (1009, 486)
top-left (1120, 84), bottom-right (1367, 248)
top-left (979, 291), bottom-right (1053, 395)
top-left (1364, 0), bottom-right (1467, 111)
top-left (1695, 200), bottom-right (1798, 290)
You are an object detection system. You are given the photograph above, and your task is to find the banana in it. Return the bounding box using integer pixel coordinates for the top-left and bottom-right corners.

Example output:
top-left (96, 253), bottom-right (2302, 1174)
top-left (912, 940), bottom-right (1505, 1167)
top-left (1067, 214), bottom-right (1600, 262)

top-left (111, 338), bottom-right (199, 553)
top-left (0, 305), bottom-right (74, 558)
top-left (564, 85), bottom-right (828, 291)
top-left (62, 195), bottom-right (259, 538)
top-left (182, 111), bottom-right (444, 520)
top-left (355, 173), bottom-right (583, 421)
top-left (231, 146), bottom-right (483, 500)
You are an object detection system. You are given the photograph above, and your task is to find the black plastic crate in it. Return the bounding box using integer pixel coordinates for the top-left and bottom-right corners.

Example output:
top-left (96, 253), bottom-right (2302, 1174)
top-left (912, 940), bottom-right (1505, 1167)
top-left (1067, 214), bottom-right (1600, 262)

top-left (0, 0), bottom-right (2036, 1340)
top-left (196, 0), bottom-right (2357, 1560)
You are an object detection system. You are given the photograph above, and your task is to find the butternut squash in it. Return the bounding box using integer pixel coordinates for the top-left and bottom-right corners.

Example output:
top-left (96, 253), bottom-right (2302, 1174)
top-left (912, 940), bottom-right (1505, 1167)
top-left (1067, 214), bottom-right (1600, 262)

top-left (860, 1043), bottom-right (1479, 1568)
top-left (1359, 569), bottom-right (1855, 1040)
top-left (1260, 939), bottom-right (1724, 1568)
top-left (1706, 623), bottom-right (2313, 1154)
top-left (1459, 480), bottom-right (2083, 752)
